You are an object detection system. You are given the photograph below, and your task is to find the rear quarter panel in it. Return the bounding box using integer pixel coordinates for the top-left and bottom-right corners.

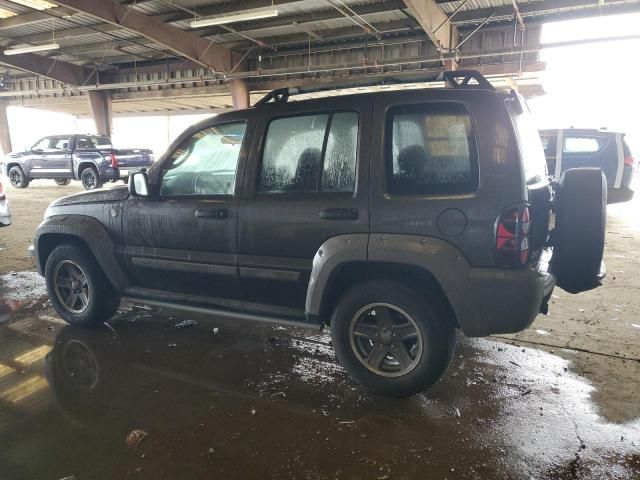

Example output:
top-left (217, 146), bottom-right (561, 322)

top-left (370, 89), bottom-right (524, 267)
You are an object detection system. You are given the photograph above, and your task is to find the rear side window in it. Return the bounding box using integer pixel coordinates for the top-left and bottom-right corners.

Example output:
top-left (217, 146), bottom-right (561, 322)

top-left (563, 136), bottom-right (601, 153)
top-left (259, 112), bottom-right (358, 193)
top-left (387, 103), bottom-right (478, 195)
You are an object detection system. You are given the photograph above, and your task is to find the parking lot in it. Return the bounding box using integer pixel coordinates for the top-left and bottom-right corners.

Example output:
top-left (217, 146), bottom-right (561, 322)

top-left (1, 180), bottom-right (639, 479)
top-left (3, 1), bottom-right (640, 479)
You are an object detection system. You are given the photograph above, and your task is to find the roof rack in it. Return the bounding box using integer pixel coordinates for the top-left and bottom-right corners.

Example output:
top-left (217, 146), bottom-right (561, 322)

top-left (255, 70), bottom-right (494, 106)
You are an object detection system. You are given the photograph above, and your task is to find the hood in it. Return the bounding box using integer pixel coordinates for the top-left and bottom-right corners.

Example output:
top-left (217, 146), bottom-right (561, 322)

top-left (50, 186), bottom-right (129, 207)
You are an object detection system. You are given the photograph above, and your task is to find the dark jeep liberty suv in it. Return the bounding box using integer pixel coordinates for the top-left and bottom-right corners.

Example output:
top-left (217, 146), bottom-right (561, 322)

top-left (30, 71), bottom-right (607, 396)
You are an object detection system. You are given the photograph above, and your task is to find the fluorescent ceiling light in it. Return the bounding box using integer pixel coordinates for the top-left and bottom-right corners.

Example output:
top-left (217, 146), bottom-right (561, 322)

top-left (0, 8), bottom-right (17, 19)
top-left (7, 0), bottom-right (56, 10)
top-left (190, 8), bottom-right (278, 28)
top-left (4, 43), bottom-right (60, 55)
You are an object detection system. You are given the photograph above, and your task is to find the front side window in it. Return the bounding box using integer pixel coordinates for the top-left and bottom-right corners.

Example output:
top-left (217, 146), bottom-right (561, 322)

top-left (32, 136), bottom-right (70, 151)
top-left (31, 137), bottom-right (50, 151)
top-left (259, 112), bottom-right (358, 193)
top-left (160, 122), bottom-right (246, 196)
top-left (52, 137), bottom-right (71, 150)
top-left (387, 103), bottom-right (478, 194)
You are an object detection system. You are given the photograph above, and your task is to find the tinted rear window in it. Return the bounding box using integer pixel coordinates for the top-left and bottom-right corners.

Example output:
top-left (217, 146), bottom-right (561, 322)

top-left (386, 103), bottom-right (478, 195)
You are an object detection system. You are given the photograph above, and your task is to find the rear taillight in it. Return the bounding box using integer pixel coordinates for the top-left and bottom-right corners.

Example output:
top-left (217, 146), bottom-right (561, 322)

top-left (624, 155), bottom-right (634, 167)
top-left (111, 151), bottom-right (119, 168)
top-left (495, 204), bottom-right (531, 267)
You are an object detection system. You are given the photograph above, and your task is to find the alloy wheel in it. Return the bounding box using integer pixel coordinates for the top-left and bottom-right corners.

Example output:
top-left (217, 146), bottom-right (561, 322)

top-left (9, 169), bottom-right (21, 187)
top-left (82, 170), bottom-right (97, 189)
top-left (349, 303), bottom-right (423, 377)
top-left (54, 260), bottom-right (90, 314)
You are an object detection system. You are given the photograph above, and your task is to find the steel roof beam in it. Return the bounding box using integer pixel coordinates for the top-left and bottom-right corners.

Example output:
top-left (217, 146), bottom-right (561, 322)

top-left (0, 52), bottom-right (89, 86)
top-left (52, 0), bottom-right (232, 72)
top-left (450, 0), bottom-right (640, 24)
top-left (402, 0), bottom-right (459, 51)
top-left (0, 8), bottom-right (73, 30)
top-left (13, 0), bottom-right (405, 56)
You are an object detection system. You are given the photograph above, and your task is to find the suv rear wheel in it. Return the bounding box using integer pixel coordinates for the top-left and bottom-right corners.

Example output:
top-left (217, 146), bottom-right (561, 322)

top-left (330, 280), bottom-right (455, 397)
top-left (80, 166), bottom-right (102, 190)
top-left (45, 244), bottom-right (121, 327)
top-left (8, 166), bottom-right (29, 189)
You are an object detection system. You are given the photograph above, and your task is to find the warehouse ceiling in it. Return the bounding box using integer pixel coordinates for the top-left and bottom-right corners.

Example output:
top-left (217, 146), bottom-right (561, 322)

top-left (1, 0), bottom-right (640, 116)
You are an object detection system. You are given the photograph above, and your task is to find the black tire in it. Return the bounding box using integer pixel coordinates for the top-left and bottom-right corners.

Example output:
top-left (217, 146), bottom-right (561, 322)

top-left (80, 166), bottom-right (102, 190)
top-left (551, 168), bottom-right (606, 293)
top-left (330, 280), bottom-right (455, 397)
top-left (45, 244), bottom-right (121, 327)
top-left (54, 178), bottom-right (71, 186)
top-left (8, 166), bottom-right (29, 188)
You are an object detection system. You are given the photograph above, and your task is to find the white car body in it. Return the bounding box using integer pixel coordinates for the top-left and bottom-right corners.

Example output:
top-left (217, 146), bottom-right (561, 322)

top-left (0, 178), bottom-right (11, 227)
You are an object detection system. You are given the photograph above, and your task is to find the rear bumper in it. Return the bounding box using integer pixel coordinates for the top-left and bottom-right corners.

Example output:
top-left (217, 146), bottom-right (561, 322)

top-left (607, 186), bottom-right (634, 204)
top-left (458, 251), bottom-right (556, 337)
top-left (104, 166), bottom-right (148, 182)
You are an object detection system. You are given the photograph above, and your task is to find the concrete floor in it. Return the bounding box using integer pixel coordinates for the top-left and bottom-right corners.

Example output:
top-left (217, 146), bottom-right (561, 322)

top-left (0, 180), bottom-right (639, 479)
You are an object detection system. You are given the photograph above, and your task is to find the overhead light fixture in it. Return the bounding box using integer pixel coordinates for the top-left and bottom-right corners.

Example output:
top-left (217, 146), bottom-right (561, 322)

top-left (0, 8), bottom-right (17, 18)
top-left (7, 0), bottom-right (56, 11)
top-left (190, 7), bottom-right (278, 28)
top-left (3, 43), bottom-right (60, 55)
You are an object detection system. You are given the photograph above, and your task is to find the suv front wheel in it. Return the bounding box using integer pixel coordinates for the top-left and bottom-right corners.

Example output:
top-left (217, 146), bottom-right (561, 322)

top-left (330, 280), bottom-right (455, 397)
top-left (8, 166), bottom-right (29, 188)
top-left (45, 244), bottom-right (121, 327)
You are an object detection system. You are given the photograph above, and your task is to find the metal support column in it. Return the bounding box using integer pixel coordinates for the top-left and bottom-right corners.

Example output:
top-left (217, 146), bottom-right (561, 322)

top-left (87, 90), bottom-right (113, 137)
top-left (230, 79), bottom-right (250, 110)
top-left (0, 100), bottom-right (12, 156)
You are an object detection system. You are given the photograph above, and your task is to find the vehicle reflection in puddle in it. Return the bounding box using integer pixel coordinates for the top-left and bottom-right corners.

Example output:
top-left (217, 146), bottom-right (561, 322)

top-left (0, 306), bottom-right (639, 479)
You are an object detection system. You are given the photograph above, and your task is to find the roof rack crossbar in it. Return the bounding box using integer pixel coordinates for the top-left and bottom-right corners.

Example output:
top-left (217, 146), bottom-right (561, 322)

top-left (255, 69), bottom-right (494, 105)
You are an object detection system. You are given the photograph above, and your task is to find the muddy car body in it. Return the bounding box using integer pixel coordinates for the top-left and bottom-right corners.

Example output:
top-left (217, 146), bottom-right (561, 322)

top-left (30, 71), bottom-right (607, 396)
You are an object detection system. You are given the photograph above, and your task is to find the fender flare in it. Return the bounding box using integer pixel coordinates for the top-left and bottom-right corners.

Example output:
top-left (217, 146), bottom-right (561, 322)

top-left (34, 215), bottom-right (129, 291)
top-left (75, 161), bottom-right (99, 180)
top-left (305, 233), bottom-right (474, 331)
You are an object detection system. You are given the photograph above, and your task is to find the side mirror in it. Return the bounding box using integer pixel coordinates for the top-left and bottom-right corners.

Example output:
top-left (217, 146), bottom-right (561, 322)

top-left (128, 171), bottom-right (150, 197)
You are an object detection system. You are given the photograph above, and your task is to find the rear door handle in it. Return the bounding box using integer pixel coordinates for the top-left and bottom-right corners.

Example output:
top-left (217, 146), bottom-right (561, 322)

top-left (195, 208), bottom-right (228, 220)
top-left (319, 208), bottom-right (359, 221)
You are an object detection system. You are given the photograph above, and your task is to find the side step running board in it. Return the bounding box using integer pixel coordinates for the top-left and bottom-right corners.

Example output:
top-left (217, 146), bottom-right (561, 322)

top-left (124, 297), bottom-right (323, 331)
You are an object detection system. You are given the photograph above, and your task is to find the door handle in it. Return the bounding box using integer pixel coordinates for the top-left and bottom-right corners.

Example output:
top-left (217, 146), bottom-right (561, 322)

top-left (195, 208), bottom-right (228, 219)
top-left (319, 208), bottom-right (359, 221)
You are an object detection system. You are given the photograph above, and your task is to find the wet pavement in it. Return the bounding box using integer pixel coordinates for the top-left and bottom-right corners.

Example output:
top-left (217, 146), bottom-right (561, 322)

top-left (1, 181), bottom-right (640, 479)
top-left (0, 301), bottom-right (639, 480)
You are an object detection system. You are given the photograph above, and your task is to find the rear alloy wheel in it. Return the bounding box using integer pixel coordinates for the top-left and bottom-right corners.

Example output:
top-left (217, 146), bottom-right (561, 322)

top-left (349, 303), bottom-right (423, 377)
top-left (330, 280), bottom-right (455, 397)
top-left (55, 178), bottom-right (71, 186)
top-left (8, 166), bottom-right (29, 188)
top-left (45, 244), bottom-right (120, 327)
top-left (80, 167), bottom-right (102, 190)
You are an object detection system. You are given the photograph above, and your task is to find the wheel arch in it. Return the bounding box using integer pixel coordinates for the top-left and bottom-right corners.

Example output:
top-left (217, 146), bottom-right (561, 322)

top-left (35, 215), bottom-right (129, 292)
top-left (76, 161), bottom-right (98, 179)
top-left (306, 234), bottom-right (472, 330)
top-left (6, 162), bottom-right (22, 172)
top-left (317, 261), bottom-right (459, 330)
